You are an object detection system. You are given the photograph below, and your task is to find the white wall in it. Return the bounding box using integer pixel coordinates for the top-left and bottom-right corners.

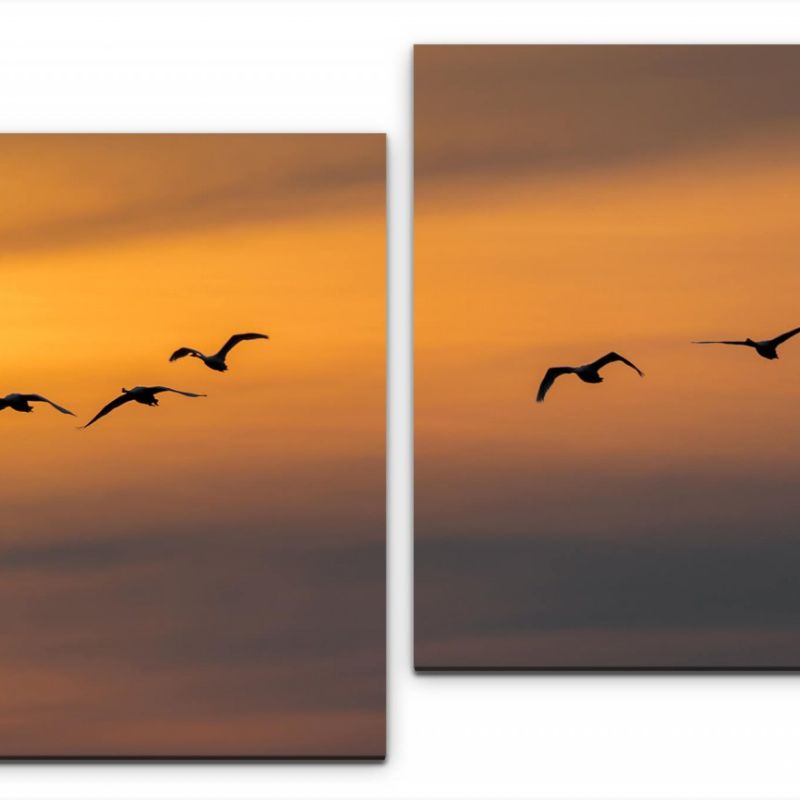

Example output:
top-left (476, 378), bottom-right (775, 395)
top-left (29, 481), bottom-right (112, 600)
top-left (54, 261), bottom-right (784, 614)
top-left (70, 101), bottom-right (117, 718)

top-left (2, 2), bottom-right (800, 797)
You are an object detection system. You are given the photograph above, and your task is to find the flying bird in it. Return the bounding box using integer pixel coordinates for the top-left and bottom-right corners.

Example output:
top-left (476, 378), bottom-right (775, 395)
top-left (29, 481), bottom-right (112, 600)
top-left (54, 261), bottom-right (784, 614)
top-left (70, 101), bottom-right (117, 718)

top-left (536, 352), bottom-right (644, 403)
top-left (169, 332), bottom-right (269, 372)
top-left (0, 393), bottom-right (75, 416)
top-left (692, 326), bottom-right (800, 361)
top-left (80, 386), bottom-right (206, 429)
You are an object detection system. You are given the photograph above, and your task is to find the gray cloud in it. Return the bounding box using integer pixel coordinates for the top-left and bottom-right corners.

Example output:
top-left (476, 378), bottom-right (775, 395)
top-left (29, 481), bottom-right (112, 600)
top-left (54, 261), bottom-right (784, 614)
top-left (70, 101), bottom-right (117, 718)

top-left (416, 528), bottom-right (800, 668)
top-left (416, 457), bottom-right (800, 667)
top-left (415, 45), bottom-right (800, 183)
top-left (0, 134), bottom-right (385, 256)
top-left (0, 526), bottom-right (384, 754)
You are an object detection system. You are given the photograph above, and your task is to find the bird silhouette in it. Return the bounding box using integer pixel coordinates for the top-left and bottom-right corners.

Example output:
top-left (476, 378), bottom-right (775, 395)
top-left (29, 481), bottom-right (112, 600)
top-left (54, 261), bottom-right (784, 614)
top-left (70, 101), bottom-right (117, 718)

top-left (692, 326), bottom-right (800, 360)
top-left (169, 332), bottom-right (269, 372)
top-left (0, 393), bottom-right (75, 416)
top-left (80, 386), bottom-right (206, 429)
top-left (536, 352), bottom-right (644, 403)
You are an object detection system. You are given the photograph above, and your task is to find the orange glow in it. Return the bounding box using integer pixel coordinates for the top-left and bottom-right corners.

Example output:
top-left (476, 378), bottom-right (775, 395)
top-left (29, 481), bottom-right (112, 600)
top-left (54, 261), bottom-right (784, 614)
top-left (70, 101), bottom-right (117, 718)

top-left (0, 134), bottom-right (385, 756)
top-left (415, 46), bottom-right (800, 668)
top-left (417, 138), bottom-right (800, 468)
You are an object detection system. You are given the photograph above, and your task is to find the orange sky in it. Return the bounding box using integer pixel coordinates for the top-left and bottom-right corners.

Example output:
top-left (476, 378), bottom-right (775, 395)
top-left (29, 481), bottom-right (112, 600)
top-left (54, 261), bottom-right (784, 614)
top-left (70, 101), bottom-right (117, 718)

top-left (415, 46), bottom-right (800, 668)
top-left (0, 134), bottom-right (385, 756)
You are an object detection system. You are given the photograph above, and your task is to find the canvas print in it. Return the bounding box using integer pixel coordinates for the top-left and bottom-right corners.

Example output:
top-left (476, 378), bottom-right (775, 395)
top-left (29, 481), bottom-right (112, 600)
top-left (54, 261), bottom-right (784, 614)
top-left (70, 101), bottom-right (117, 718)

top-left (0, 134), bottom-right (385, 756)
top-left (415, 45), bottom-right (800, 669)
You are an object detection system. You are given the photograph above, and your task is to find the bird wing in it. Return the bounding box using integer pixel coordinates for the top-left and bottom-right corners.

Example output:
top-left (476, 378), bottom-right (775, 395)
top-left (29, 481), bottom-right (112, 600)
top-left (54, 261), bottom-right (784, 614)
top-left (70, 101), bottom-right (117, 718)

top-left (169, 347), bottom-right (203, 362)
top-left (591, 352), bottom-right (644, 377)
top-left (536, 367), bottom-right (574, 403)
top-left (770, 327), bottom-right (800, 347)
top-left (151, 387), bottom-right (207, 398)
top-left (215, 332), bottom-right (269, 359)
top-left (80, 394), bottom-right (133, 428)
top-left (692, 340), bottom-right (750, 346)
top-left (20, 394), bottom-right (75, 415)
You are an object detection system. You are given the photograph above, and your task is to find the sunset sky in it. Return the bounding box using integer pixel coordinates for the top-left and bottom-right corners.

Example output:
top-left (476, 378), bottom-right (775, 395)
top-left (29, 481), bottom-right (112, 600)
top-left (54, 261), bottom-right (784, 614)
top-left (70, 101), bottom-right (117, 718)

top-left (0, 134), bottom-right (385, 755)
top-left (415, 46), bottom-right (800, 668)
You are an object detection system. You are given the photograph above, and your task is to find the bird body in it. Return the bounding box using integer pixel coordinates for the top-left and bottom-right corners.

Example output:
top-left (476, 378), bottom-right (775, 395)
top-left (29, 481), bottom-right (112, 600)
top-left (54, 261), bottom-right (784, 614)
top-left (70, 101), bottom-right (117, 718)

top-left (574, 365), bottom-right (605, 384)
top-left (0, 393), bottom-right (75, 416)
top-left (692, 327), bottom-right (800, 360)
top-left (536, 352), bottom-right (644, 403)
top-left (170, 332), bottom-right (268, 372)
top-left (753, 340), bottom-right (780, 360)
top-left (81, 386), bottom-right (205, 429)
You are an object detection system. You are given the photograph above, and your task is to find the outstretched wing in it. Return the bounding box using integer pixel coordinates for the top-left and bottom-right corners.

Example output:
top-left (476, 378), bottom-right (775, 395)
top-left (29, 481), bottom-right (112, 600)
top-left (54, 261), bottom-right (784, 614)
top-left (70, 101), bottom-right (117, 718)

top-left (592, 351), bottom-right (644, 377)
top-left (169, 347), bottom-right (203, 362)
top-left (771, 327), bottom-right (800, 347)
top-left (80, 394), bottom-right (132, 429)
top-left (216, 332), bottom-right (269, 359)
top-left (692, 340), bottom-right (750, 346)
top-left (21, 394), bottom-right (75, 416)
top-left (536, 367), bottom-right (574, 403)
top-left (151, 387), bottom-right (207, 398)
